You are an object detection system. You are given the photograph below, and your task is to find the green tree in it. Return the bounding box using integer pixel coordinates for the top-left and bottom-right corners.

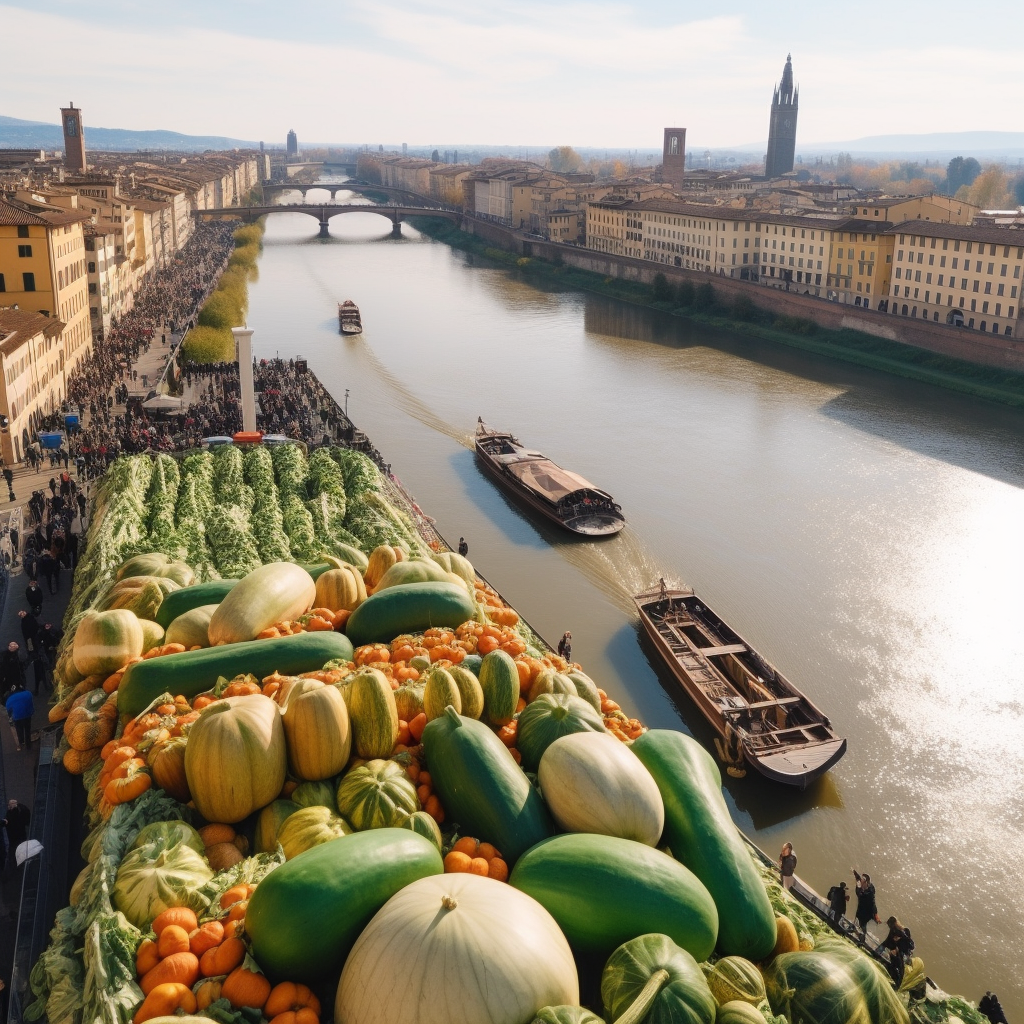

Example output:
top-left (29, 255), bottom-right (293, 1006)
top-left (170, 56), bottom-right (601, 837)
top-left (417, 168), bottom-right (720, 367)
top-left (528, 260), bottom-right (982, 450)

top-left (946, 156), bottom-right (981, 194)
top-left (431, 149), bottom-right (440, 162)
top-left (652, 273), bottom-right (674, 303)
top-left (548, 146), bottom-right (583, 173)
top-left (675, 280), bottom-right (696, 307)
top-left (694, 283), bottom-right (716, 311)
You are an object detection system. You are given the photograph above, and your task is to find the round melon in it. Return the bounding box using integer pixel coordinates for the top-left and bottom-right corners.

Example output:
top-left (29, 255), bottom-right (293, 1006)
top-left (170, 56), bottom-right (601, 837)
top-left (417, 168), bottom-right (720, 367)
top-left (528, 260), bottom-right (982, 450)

top-left (255, 799), bottom-right (300, 853)
top-left (527, 670), bottom-right (576, 704)
top-left (706, 958), bottom-right (766, 1007)
top-left (374, 558), bottom-right (451, 592)
top-left (165, 604), bottom-right (218, 649)
top-left (336, 758), bottom-right (419, 830)
top-left (400, 810), bottom-right (443, 852)
top-left (72, 609), bottom-right (145, 676)
top-left (277, 805), bottom-right (352, 860)
top-left (335, 873), bottom-right (578, 1024)
top-left (537, 731), bottom-right (664, 845)
top-left (517, 693), bottom-right (606, 771)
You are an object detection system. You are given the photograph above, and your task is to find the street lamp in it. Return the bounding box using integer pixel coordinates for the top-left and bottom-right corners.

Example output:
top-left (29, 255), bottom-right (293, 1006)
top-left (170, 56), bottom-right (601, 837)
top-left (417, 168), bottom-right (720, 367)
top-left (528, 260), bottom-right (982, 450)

top-left (344, 389), bottom-right (349, 418)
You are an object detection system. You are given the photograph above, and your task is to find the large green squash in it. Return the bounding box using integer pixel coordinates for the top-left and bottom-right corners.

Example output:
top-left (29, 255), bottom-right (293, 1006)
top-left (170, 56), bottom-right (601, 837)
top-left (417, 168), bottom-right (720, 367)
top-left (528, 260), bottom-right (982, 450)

top-left (346, 668), bottom-right (399, 758)
top-left (423, 706), bottom-right (553, 864)
top-left (478, 649), bottom-right (520, 726)
top-left (509, 833), bottom-right (718, 960)
top-left (516, 693), bottom-right (605, 771)
top-left (345, 582), bottom-right (477, 646)
top-left (763, 949), bottom-right (909, 1024)
top-left (209, 561), bottom-right (316, 645)
top-left (336, 758), bottom-right (419, 830)
top-left (118, 631), bottom-right (353, 720)
top-left (155, 579), bottom-right (239, 629)
top-left (277, 805), bottom-right (351, 859)
top-left (73, 609), bottom-right (145, 676)
top-left (246, 828), bottom-right (443, 982)
top-left (601, 933), bottom-right (716, 1024)
top-left (631, 730), bottom-right (776, 961)
top-left (255, 800), bottom-right (300, 853)
top-left (184, 695), bottom-right (287, 824)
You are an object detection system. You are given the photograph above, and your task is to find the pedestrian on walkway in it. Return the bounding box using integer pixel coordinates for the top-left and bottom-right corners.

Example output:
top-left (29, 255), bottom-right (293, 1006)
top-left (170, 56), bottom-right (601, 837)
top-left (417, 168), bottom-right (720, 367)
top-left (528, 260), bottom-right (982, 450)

top-left (827, 880), bottom-right (850, 924)
top-left (3, 466), bottom-right (13, 502)
top-left (5, 683), bottom-right (33, 750)
top-left (852, 868), bottom-right (879, 938)
top-left (4, 798), bottom-right (31, 861)
top-left (25, 578), bottom-right (43, 616)
top-left (18, 610), bottom-right (38, 657)
top-left (557, 631), bottom-right (572, 663)
top-left (779, 842), bottom-right (798, 890)
top-left (10, 522), bottom-right (19, 567)
top-left (39, 551), bottom-right (58, 595)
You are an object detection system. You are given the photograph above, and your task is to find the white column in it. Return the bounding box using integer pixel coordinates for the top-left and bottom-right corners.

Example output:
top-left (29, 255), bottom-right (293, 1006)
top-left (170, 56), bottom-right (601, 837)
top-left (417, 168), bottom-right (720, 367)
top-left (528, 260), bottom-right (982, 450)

top-left (232, 327), bottom-right (257, 433)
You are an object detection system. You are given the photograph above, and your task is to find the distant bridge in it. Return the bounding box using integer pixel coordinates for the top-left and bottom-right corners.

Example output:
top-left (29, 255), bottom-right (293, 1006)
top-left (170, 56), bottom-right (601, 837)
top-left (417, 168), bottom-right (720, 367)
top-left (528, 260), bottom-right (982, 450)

top-left (262, 181), bottom-right (422, 202)
top-left (195, 203), bottom-right (460, 237)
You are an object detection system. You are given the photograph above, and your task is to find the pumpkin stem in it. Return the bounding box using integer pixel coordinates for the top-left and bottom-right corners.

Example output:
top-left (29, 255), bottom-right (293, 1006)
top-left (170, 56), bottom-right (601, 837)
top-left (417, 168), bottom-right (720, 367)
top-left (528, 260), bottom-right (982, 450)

top-left (444, 706), bottom-right (462, 728)
top-left (615, 969), bottom-right (671, 1024)
top-left (440, 894), bottom-right (458, 910)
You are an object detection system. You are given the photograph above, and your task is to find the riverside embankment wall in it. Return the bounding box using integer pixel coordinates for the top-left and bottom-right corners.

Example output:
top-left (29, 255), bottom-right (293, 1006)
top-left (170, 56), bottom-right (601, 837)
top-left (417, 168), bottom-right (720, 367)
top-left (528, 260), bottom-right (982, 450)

top-left (463, 217), bottom-right (1024, 373)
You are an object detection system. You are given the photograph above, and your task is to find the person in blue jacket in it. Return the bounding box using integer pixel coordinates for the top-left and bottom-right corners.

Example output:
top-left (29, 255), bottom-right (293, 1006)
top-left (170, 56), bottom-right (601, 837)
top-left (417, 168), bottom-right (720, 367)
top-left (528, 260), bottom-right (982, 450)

top-left (5, 683), bottom-right (34, 751)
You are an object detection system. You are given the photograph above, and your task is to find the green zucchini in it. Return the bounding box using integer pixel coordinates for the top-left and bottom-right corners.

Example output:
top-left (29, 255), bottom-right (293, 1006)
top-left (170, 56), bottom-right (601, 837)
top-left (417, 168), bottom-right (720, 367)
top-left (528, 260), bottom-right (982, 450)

top-left (298, 562), bottom-right (333, 581)
top-left (631, 730), bottom-right (777, 960)
top-left (155, 579), bottom-right (239, 628)
top-left (422, 706), bottom-right (553, 864)
top-left (346, 581), bottom-right (477, 646)
top-left (509, 832), bottom-right (718, 960)
top-left (247, 827), bottom-right (443, 982)
top-left (118, 630), bottom-right (354, 720)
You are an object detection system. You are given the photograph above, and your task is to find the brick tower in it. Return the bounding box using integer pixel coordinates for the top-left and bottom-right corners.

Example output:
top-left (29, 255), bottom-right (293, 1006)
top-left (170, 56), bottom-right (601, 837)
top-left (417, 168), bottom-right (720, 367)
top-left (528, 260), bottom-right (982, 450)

top-left (765, 55), bottom-right (798, 178)
top-left (61, 102), bottom-right (87, 172)
top-left (662, 128), bottom-right (687, 190)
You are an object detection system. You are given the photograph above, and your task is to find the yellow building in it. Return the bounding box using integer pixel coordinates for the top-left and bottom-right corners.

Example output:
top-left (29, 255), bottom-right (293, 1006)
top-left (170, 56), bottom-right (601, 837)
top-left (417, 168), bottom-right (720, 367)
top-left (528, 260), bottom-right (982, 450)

top-left (884, 222), bottom-right (1024, 336)
top-left (585, 197), bottom-right (630, 256)
top-left (850, 194), bottom-right (976, 226)
top-left (0, 307), bottom-right (67, 464)
top-left (0, 198), bottom-right (93, 378)
top-left (826, 221), bottom-right (895, 309)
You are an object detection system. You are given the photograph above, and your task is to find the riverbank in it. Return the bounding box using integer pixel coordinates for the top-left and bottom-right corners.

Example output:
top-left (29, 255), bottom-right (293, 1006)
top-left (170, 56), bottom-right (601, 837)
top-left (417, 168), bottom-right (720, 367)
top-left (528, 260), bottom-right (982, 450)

top-left (411, 217), bottom-right (1024, 408)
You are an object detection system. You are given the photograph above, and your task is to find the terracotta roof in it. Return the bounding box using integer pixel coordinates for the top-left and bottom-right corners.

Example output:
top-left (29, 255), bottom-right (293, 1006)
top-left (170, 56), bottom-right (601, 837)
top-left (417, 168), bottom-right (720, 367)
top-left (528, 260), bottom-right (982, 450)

top-left (0, 199), bottom-right (91, 227)
top-left (885, 220), bottom-right (1024, 247)
top-left (0, 307), bottom-right (66, 356)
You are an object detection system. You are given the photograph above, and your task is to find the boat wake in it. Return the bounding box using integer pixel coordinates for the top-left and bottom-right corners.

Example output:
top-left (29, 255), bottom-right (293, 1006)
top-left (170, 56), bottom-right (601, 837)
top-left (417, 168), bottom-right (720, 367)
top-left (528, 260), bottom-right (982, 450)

top-left (555, 529), bottom-right (687, 617)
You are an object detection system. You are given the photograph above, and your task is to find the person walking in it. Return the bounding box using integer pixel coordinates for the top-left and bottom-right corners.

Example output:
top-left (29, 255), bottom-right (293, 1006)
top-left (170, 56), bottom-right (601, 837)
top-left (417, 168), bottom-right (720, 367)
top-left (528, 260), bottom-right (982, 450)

top-left (827, 880), bottom-right (850, 925)
top-left (25, 577), bottom-right (44, 616)
top-left (4, 798), bottom-right (31, 862)
top-left (557, 631), bottom-right (572, 663)
top-left (2, 641), bottom-right (26, 694)
top-left (980, 993), bottom-right (1009, 1024)
top-left (779, 842), bottom-right (798, 890)
top-left (5, 683), bottom-right (34, 750)
top-left (457, 537), bottom-right (469, 557)
top-left (881, 917), bottom-right (912, 988)
top-left (2, 466), bottom-right (14, 502)
top-left (852, 869), bottom-right (879, 939)
top-left (18, 610), bottom-right (38, 658)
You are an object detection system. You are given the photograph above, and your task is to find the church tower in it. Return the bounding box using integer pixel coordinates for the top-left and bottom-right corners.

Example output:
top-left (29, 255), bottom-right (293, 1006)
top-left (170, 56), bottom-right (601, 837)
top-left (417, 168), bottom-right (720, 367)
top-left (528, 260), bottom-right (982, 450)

top-left (60, 102), bottom-right (87, 173)
top-left (661, 128), bottom-right (687, 189)
top-left (764, 55), bottom-right (798, 178)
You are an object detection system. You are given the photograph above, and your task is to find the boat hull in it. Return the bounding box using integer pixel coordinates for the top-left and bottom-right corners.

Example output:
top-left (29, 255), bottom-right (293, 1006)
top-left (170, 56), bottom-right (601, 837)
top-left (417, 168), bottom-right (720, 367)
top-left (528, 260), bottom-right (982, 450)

top-left (475, 444), bottom-right (624, 537)
top-left (635, 589), bottom-right (845, 789)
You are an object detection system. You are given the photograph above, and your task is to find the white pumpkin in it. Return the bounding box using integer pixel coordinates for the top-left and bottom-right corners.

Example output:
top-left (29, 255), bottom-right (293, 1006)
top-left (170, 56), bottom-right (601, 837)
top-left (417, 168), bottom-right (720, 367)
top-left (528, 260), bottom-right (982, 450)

top-left (208, 561), bottom-right (316, 645)
top-left (335, 873), bottom-right (578, 1024)
top-left (537, 732), bottom-right (665, 846)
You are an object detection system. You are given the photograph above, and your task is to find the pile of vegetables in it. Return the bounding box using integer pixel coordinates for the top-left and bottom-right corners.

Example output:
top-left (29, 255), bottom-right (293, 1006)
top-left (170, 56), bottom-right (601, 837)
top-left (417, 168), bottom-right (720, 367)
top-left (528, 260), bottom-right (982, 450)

top-left (29, 443), bottom-right (982, 1024)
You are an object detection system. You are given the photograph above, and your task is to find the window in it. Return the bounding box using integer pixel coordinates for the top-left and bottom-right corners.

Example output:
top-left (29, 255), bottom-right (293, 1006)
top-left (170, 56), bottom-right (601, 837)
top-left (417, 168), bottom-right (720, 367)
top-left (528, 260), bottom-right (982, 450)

top-left (0, 273), bottom-right (4, 292)
top-left (23, 272), bottom-right (36, 291)
top-left (18, 245), bottom-right (32, 258)
top-left (17, 225), bottom-right (29, 238)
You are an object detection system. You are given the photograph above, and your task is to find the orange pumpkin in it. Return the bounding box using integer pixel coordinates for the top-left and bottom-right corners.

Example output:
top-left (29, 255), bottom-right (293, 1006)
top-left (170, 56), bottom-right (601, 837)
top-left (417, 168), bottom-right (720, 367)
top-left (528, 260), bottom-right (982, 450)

top-left (135, 938), bottom-right (159, 977)
top-left (196, 979), bottom-right (224, 1011)
top-left (157, 924), bottom-right (192, 958)
top-left (147, 736), bottom-right (190, 802)
top-left (264, 982), bottom-right (321, 1020)
top-left (140, 952), bottom-right (200, 995)
top-left (200, 936), bottom-right (245, 977)
top-left (152, 907), bottom-right (199, 936)
top-left (188, 920), bottom-right (225, 957)
top-left (222, 965), bottom-right (272, 1011)
top-left (104, 768), bottom-right (152, 806)
top-left (199, 823), bottom-right (236, 847)
top-left (133, 982), bottom-right (197, 1024)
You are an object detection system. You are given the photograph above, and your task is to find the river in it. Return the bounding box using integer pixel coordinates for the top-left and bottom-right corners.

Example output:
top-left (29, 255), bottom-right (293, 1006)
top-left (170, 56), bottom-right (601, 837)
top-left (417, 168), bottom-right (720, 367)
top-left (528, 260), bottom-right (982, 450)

top-left (247, 181), bottom-right (1024, 1011)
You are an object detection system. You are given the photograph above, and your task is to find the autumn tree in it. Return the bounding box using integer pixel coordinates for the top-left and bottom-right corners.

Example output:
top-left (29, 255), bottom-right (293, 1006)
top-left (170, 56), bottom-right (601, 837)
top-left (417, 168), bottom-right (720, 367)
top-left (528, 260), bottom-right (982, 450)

top-left (548, 146), bottom-right (584, 173)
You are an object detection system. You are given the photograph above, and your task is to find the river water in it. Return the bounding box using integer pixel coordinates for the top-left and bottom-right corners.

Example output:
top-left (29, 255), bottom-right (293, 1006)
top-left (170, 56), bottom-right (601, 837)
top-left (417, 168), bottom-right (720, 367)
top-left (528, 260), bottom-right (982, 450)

top-left (247, 182), bottom-right (1024, 1010)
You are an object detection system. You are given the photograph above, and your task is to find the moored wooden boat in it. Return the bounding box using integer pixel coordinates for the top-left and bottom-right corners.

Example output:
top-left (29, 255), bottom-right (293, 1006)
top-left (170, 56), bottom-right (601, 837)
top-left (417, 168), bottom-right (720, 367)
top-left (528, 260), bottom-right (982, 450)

top-left (634, 581), bottom-right (846, 787)
top-left (338, 300), bottom-right (362, 335)
top-left (475, 418), bottom-right (625, 536)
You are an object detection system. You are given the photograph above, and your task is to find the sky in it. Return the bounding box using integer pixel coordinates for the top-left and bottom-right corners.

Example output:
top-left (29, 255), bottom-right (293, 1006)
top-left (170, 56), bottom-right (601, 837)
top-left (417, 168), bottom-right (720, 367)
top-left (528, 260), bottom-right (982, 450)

top-left (2, 0), bottom-right (1024, 151)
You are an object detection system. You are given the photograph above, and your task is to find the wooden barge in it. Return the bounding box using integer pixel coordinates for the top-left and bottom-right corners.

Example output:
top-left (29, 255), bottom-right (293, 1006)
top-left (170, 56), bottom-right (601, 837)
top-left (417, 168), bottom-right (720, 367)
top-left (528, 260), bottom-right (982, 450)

top-left (634, 581), bottom-right (846, 787)
top-left (475, 418), bottom-right (625, 537)
top-left (338, 300), bottom-right (362, 335)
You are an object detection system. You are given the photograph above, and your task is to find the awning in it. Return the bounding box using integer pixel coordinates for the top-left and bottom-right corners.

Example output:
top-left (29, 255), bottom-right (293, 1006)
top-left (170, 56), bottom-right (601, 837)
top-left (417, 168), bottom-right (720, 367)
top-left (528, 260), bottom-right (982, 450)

top-left (505, 458), bottom-right (600, 503)
top-left (142, 394), bottom-right (183, 412)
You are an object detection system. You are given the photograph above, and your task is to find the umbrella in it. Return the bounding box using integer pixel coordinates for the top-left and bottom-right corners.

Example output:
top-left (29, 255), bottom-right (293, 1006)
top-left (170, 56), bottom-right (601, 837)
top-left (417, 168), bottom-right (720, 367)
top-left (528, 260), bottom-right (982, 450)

top-left (142, 394), bottom-right (184, 412)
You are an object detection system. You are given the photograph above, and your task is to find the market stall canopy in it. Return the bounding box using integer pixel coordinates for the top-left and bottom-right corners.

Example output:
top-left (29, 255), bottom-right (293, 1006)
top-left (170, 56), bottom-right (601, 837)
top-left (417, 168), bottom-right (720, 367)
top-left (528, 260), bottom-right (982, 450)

top-left (142, 394), bottom-right (183, 412)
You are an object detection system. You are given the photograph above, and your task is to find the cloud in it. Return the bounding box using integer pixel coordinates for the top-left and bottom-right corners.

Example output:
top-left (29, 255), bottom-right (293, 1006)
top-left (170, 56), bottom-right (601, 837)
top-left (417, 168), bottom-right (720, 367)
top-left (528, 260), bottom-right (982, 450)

top-left (1, 2), bottom-right (1023, 149)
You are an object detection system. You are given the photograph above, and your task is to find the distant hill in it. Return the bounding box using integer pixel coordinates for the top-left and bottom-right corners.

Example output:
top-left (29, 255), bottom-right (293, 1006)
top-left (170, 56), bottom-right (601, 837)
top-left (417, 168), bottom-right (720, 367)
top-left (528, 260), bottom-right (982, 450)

top-left (0, 114), bottom-right (257, 152)
top-left (791, 131), bottom-right (1024, 160)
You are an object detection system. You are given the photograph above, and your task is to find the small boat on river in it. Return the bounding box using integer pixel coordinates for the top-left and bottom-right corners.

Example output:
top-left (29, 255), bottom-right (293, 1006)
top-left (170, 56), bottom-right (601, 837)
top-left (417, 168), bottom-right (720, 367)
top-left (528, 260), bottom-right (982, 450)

top-left (475, 418), bottom-right (625, 536)
top-left (634, 581), bottom-right (846, 787)
top-left (338, 300), bottom-right (362, 335)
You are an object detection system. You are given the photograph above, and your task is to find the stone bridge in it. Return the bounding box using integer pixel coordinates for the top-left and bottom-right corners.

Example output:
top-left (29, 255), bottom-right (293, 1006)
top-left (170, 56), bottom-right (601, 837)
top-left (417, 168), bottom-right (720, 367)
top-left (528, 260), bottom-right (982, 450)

top-left (262, 181), bottom-right (420, 201)
top-left (195, 203), bottom-right (460, 238)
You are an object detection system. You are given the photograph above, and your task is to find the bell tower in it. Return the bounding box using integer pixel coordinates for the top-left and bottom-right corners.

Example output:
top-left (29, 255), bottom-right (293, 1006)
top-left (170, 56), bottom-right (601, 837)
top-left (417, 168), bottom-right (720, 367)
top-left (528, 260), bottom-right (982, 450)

top-left (662, 128), bottom-right (687, 190)
top-left (61, 102), bottom-right (87, 172)
top-left (764, 55), bottom-right (798, 178)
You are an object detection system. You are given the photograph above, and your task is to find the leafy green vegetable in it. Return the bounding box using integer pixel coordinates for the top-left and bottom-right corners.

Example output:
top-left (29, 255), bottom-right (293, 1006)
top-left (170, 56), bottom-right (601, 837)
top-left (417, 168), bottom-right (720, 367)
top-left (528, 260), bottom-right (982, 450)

top-left (113, 840), bottom-right (213, 929)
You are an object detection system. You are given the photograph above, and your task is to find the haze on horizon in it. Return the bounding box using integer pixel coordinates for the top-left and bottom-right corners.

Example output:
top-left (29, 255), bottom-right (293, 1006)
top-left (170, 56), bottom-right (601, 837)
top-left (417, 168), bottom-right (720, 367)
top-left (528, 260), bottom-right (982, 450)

top-left (2, 0), bottom-right (1023, 151)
